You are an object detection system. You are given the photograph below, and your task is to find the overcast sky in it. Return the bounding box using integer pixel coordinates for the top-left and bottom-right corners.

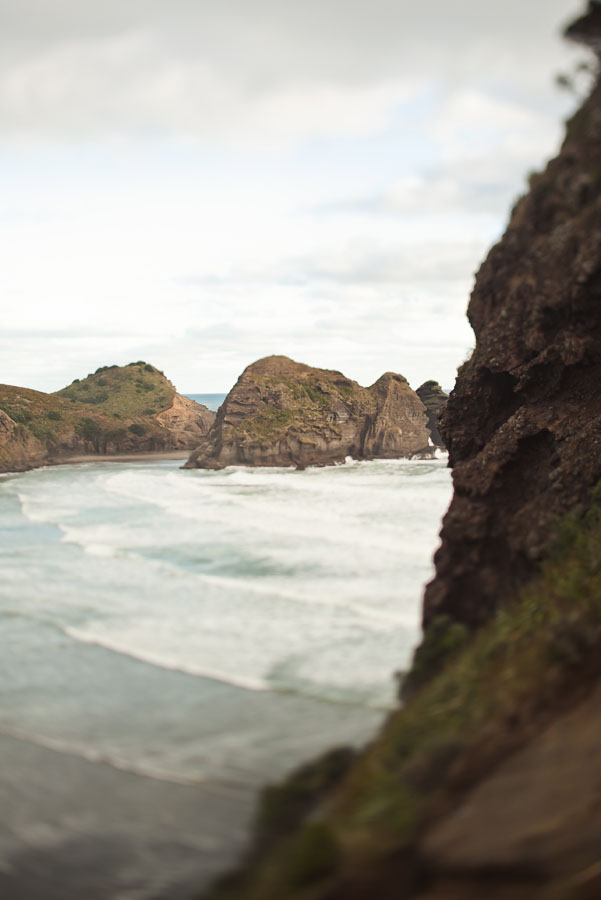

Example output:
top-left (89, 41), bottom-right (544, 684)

top-left (0, 0), bottom-right (586, 393)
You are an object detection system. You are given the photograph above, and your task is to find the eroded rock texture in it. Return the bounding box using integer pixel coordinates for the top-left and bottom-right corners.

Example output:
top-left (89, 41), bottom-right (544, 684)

top-left (156, 393), bottom-right (215, 449)
top-left (0, 409), bottom-right (46, 472)
top-left (416, 381), bottom-right (448, 448)
top-left (185, 356), bottom-right (429, 469)
top-left (424, 32), bottom-right (601, 628)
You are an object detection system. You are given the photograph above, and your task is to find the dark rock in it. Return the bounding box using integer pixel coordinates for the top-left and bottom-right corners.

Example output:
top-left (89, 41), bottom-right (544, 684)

top-left (423, 27), bottom-right (601, 629)
top-left (416, 382), bottom-right (448, 449)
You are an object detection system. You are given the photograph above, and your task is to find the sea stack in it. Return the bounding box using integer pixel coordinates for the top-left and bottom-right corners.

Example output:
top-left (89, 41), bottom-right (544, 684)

top-left (416, 381), bottom-right (448, 448)
top-left (185, 355), bottom-right (429, 469)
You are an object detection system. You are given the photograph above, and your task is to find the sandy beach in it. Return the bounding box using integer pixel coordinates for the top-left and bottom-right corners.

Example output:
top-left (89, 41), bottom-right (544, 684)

top-left (0, 733), bottom-right (255, 900)
top-left (56, 451), bottom-right (191, 465)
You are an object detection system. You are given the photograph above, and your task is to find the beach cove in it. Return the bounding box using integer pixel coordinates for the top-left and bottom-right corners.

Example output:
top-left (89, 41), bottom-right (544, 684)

top-left (0, 457), bottom-right (451, 896)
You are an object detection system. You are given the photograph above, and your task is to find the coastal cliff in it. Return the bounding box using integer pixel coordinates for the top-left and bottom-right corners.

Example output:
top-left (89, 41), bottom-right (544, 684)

top-left (423, 5), bottom-right (601, 630)
top-left (0, 361), bottom-right (215, 473)
top-left (185, 356), bottom-right (429, 469)
top-left (199, 7), bottom-right (601, 900)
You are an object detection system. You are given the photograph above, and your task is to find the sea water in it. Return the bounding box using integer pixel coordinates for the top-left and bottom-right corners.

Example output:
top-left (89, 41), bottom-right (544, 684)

top-left (186, 393), bottom-right (227, 411)
top-left (0, 458), bottom-right (451, 788)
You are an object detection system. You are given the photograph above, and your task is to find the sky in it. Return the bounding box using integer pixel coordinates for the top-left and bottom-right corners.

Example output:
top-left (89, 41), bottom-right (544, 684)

top-left (0, 0), bottom-right (588, 394)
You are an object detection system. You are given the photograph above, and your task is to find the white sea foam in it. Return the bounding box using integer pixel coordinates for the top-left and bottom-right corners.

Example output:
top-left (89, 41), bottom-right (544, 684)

top-left (0, 458), bottom-right (452, 762)
top-left (0, 724), bottom-right (207, 786)
top-left (62, 625), bottom-right (272, 693)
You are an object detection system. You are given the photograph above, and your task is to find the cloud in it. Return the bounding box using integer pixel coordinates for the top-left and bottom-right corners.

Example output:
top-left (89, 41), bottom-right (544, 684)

top-left (320, 87), bottom-right (570, 219)
top-left (176, 239), bottom-right (489, 291)
top-left (0, 0), bottom-right (581, 143)
top-left (0, 0), bottom-right (583, 396)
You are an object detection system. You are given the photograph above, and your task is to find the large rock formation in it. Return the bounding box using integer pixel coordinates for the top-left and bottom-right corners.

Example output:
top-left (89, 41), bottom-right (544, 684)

top-left (416, 381), bottom-right (448, 448)
top-left (423, 3), bottom-right (601, 629)
top-left (0, 362), bottom-right (215, 473)
top-left (185, 356), bottom-right (429, 469)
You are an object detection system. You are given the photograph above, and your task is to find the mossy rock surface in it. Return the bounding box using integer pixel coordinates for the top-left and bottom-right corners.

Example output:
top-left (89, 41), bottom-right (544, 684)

top-left (203, 481), bottom-right (601, 900)
top-left (186, 356), bottom-right (430, 470)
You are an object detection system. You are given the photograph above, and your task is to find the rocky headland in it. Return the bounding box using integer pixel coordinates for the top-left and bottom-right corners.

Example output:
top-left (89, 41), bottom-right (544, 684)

top-left (0, 361), bottom-right (215, 473)
top-left (185, 355), bottom-right (431, 470)
top-left (199, 6), bottom-right (601, 900)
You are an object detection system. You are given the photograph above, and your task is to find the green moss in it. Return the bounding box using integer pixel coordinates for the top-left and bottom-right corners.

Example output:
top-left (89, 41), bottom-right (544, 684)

top-left (230, 370), bottom-right (371, 445)
top-left (284, 823), bottom-right (340, 888)
top-left (258, 748), bottom-right (355, 841)
top-left (399, 616), bottom-right (469, 701)
top-left (235, 408), bottom-right (295, 440)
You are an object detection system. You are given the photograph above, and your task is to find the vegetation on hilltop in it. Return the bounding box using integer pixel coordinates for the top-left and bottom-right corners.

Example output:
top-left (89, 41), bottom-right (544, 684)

top-left (56, 361), bottom-right (175, 418)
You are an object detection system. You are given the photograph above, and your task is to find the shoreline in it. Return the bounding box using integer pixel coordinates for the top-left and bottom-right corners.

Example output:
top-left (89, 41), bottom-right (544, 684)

top-left (2, 450), bottom-right (447, 477)
top-left (53, 450), bottom-right (190, 464)
top-left (0, 450), bottom-right (191, 477)
top-left (0, 732), bottom-right (255, 900)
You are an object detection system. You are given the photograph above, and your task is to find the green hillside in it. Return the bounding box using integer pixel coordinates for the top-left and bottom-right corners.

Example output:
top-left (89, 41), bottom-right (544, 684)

top-left (56, 361), bottom-right (175, 417)
top-left (0, 361), bottom-right (188, 466)
top-left (0, 383), bottom-right (115, 449)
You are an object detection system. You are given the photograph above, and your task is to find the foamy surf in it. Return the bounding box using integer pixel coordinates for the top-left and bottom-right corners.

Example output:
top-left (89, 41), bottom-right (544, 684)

top-left (0, 456), bottom-right (452, 786)
top-left (0, 724), bottom-right (208, 787)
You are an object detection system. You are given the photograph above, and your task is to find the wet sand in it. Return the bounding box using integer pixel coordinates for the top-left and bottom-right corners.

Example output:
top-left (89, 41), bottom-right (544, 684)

top-left (56, 451), bottom-right (190, 464)
top-left (0, 733), bottom-right (255, 900)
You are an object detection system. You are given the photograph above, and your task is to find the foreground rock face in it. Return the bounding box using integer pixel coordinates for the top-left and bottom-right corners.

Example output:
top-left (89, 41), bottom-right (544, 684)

top-left (185, 356), bottom-right (429, 469)
top-left (423, 679), bottom-right (601, 884)
top-left (416, 381), bottom-right (448, 448)
top-left (424, 43), bottom-right (601, 629)
top-left (0, 362), bottom-right (215, 473)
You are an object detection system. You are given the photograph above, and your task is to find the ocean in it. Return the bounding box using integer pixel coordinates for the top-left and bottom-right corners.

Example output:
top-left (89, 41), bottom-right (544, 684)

top-left (186, 393), bottom-right (227, 411)
top-left (0, 456), bottom-right (452, 897)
